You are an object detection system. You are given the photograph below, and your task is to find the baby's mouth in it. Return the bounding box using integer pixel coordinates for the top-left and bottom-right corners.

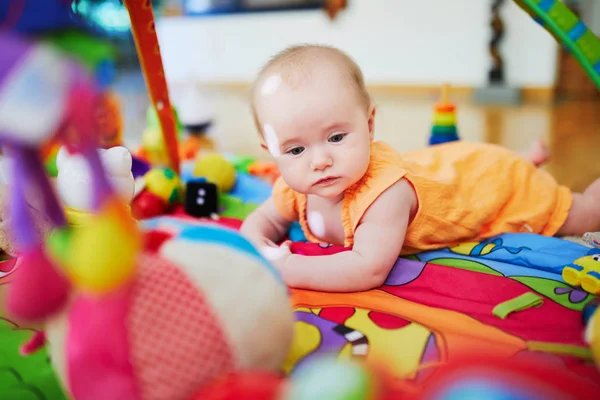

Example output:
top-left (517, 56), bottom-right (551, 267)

top-left (313, 176), bottom-right (340, 186)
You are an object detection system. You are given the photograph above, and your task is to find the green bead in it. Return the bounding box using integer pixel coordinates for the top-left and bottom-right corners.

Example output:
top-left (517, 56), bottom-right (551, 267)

top-left (46, 227), bottom-right (73, 266)
top-left (431, 125), bottom-right (458, 136)
top-left (45, 156), bottom-right (58, 178)
top-left (548, 1), bottom-right (579, 32)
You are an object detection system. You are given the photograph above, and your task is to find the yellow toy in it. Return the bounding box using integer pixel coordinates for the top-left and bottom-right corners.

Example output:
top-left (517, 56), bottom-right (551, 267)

top-left (562, 254), bottom-right (600, 295)
top-left (139, 127), bottom-right (170, 166)
top-left (48, 197), bottom-right (141, 294)
top-left (193, 153), bottom-right (237, 193)
top-left (586, 307), bottom-right (600, 371)
top-left (143, 167), bottom-right (182, 204)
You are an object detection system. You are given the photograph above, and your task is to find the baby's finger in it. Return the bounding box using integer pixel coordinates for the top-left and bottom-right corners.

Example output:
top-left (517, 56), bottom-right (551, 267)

top-left (263, 238), bottom-right (278, 247)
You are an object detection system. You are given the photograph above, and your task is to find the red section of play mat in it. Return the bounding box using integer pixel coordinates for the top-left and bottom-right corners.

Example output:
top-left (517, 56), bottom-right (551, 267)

top-left (381, 264), bottom-right (585, 345)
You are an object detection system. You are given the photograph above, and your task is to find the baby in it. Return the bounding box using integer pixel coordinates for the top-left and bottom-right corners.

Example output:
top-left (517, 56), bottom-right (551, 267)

top-left (240, 44), bottom-right (600, 292)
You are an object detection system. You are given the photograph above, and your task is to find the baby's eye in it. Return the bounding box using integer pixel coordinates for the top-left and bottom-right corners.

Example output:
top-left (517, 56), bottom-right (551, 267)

top-left (288, 147), bottom-right (305, 155)
top-left (329, 133), bottom-right (346, 143)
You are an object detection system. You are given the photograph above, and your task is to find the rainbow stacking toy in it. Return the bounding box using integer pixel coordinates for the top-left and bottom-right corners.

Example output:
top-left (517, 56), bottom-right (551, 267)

top-left (429, 85), bottom-right (460, 146)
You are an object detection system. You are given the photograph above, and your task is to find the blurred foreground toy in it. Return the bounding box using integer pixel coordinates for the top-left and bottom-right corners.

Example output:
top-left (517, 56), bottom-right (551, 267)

top-left (41, 220), bottom-right (294, 400)
top-left (419, 353), bottom-right (600, 399)
top-left (43, 90), bottom-right (124, 176)
top-left (3, 4), bottom-right (295, 400)
top-left (286, 357), bottom-right (382, 400)
top-left (586, 305), bottom-right (600, 371)
top-left (192, 371), bottom-right (286, 400)
top-left (583, 297), bottom-right (600, 325)
top-left (562, 254), bottom-right (600, 295)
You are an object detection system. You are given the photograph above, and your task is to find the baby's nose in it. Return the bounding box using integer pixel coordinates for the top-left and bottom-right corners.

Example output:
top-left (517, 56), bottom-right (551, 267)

top-left (310, 153), bottom-right (333, 171)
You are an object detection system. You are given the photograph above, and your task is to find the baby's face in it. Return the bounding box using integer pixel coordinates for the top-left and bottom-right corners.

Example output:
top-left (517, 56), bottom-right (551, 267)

top-left (254, 69), bottom-right (373, 201)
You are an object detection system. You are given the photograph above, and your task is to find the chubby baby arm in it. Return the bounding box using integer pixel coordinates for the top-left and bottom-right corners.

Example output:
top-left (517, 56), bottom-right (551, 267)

top-left (279, 180), bottom-right (416, 292)
top-left (240, 197), bottom-right (292, 248)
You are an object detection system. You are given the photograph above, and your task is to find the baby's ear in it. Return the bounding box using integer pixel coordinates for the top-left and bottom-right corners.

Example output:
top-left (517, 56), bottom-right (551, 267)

top-left (368, 103), bottom-right (376, 140)
top-left (258, 135), bottom-right (268, 151)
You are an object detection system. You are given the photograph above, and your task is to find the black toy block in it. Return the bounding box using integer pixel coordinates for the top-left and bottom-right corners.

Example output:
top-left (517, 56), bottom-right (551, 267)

top-left (185, 180), bottom-right (218, 218)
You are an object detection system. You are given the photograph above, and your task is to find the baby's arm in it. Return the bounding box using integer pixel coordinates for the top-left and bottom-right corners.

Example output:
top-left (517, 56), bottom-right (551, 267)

top-left (278, 179), bottom-right (416, 292)
top-left (240, 197), bottom-right (292, 248)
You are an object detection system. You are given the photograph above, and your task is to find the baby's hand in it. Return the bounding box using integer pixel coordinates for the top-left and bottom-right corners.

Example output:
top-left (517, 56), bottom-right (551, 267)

top-left (259, 240), bottom-right (293, 273)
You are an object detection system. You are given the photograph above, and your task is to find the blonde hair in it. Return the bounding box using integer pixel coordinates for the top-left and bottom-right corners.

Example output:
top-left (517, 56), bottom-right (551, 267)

top-left (250, 44), bottom-right (371, 135)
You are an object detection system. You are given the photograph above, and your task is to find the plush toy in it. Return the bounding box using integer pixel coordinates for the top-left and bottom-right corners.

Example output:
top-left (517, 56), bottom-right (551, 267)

top-left (39, 218), bottom-right (294, 400)
top-left (56, 146), bottom-right (135, 226)
top-left (562, 254), bottom-right (600, 295)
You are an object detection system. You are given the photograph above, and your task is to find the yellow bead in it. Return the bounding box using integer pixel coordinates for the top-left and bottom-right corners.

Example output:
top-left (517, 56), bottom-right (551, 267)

top-left (192, 153), bottom-right (237, 193)
top-left (64, 197), bottom-right (141, 294)
top-left (433, 112), bottom-right (456, 127)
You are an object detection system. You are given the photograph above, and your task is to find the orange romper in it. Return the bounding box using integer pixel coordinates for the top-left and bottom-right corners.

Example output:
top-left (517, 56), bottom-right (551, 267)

top-left (272, 141), bottom-right (573, 254)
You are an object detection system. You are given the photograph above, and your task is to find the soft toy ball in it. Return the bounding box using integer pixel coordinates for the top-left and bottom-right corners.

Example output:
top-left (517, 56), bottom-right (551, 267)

top-left (44, 218), bottom-right (294, 400)
top-left (192, 153), bottom-right (237, 193)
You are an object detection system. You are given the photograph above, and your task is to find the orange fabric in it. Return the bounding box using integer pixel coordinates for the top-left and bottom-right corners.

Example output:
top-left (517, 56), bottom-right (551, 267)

top-left (291, 290), bottom-right (527, 359)
top-left (272, 141), bottom-right (572, 253)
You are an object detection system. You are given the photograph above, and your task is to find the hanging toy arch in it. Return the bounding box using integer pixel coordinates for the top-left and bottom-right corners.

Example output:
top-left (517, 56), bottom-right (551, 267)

top-left (515, 0), bottom-right (600, 91)
top-left (121, 0), bottom-right (180, 174)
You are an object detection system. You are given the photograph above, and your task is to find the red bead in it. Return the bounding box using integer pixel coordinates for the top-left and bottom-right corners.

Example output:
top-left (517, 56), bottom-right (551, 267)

top-left (132, 190), bottom-right (168, 219)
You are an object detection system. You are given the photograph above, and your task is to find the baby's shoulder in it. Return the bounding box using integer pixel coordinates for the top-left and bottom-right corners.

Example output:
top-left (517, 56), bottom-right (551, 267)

top-left (361, 178), bottom-right (417, 223)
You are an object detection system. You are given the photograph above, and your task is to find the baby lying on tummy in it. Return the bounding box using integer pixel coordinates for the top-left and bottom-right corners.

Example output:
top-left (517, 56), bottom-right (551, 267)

top-left (240, 44), bottom-right (600, 293)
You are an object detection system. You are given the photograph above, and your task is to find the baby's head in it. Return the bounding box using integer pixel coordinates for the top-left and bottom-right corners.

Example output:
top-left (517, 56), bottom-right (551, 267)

top-left (251, 44), bottom-right (375, 201)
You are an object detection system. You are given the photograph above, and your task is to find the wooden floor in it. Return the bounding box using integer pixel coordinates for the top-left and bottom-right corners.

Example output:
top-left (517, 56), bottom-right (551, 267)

top-left (121, 85), bottom-right (600, 193)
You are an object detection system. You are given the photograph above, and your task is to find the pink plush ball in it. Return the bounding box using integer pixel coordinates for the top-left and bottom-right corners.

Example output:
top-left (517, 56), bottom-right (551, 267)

top-left (45, 221), bottom-right (294, 400)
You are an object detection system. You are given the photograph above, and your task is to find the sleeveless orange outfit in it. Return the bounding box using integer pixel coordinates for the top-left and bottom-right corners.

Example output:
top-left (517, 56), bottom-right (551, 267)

top-left (272, 141), bottom-right (572, 254)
